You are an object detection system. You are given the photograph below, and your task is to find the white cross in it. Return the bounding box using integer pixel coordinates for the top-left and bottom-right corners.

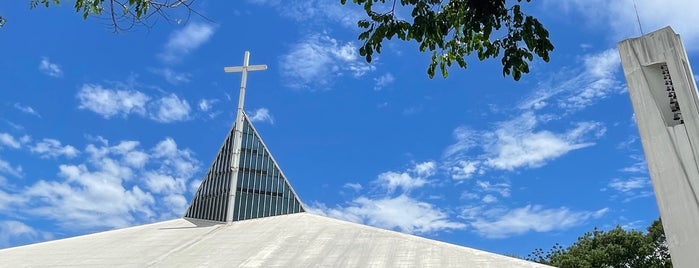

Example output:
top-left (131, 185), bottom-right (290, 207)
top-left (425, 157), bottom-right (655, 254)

top-left (224, 51), bottom-right (267, 111)
top-left (223, 51), bottom-right (267, 223)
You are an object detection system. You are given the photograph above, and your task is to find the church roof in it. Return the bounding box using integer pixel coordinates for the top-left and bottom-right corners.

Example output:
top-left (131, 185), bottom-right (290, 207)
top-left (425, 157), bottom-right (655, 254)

top-left (0, 212), bottom-right (551, 267)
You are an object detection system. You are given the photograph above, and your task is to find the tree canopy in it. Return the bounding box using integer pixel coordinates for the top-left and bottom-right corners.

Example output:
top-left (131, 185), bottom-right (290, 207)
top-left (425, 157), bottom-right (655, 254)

top-left (527, 219), bottom-right (672, 268)
top-left (341, 0), bottom-right (554, 79)
top-left (2, 0), bottom-right (199, 32)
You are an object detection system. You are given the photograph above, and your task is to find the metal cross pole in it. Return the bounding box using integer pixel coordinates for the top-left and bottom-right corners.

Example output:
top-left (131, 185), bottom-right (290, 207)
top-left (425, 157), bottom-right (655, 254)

top-left (223, 51), bottom-right (267, 223)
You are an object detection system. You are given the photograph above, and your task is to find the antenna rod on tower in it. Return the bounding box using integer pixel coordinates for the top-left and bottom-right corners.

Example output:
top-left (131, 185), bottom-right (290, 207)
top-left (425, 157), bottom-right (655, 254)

top-left (632, 0), bottom-right (644, 35)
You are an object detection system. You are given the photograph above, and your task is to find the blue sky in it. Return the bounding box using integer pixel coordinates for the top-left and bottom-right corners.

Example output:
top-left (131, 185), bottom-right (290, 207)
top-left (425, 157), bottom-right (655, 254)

top-left (1, 0), bottom-right (698, 257)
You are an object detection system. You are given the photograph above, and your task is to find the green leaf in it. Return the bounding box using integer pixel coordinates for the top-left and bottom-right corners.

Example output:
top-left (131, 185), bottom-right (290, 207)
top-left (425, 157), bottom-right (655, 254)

top-left (440, 61), bottom-right (448, 78)
top-left (343, 0), bottom-right (554, 80)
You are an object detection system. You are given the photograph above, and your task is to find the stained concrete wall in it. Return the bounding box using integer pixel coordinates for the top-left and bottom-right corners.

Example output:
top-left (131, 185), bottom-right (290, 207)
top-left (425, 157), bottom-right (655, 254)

top-left (618, 26), bottom-right (699, 268)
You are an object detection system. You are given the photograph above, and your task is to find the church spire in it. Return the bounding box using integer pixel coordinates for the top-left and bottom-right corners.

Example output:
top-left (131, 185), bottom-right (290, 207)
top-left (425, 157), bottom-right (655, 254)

top-left (184, 51), bottom-right (304, 223)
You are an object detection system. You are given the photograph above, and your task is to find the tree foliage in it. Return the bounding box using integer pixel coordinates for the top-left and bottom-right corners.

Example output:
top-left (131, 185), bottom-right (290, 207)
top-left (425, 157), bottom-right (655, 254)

top-left (527, 219), bottom-right (672, 268)
top-left (2, 0), bottom-right (202, 32)
top-left (340, 0), bottom-right (554, 79)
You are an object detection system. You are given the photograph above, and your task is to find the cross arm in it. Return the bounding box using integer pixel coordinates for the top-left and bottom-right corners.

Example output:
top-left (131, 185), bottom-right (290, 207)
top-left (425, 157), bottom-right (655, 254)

top-left (224, 65), bottom-right (268, 73)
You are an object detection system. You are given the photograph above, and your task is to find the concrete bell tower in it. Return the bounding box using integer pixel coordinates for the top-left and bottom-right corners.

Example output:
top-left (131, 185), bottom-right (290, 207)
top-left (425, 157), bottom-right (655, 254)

top-left (618, 26), bottom-right (699, 267)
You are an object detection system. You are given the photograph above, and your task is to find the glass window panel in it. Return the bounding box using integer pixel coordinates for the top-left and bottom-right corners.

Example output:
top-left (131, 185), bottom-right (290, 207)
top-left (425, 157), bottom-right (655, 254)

top-left (218, 195), bottom-right (226, 222)
top-left (264, 195), bottom-right (271, 217)
top-left (239, 192), bottom-right (248, 220)
top-left (269, 195), bottom-right (277, 216)
top-left (252, 180), bottom-right (260, 219)
top-left (279, 196), bottom-right (287, 216)
top-left (203, 198), bottom-right (211, 220)
top-left (232, 192), bottom-right (240, 221)
top-left (286, 182), bottom-right (294, 214)
top-left (262, 159), bottom-right (270, 217)
top-left (245, 188), bottom-right (255, 220)
top-left (271, 171), bottom-right (279, 216)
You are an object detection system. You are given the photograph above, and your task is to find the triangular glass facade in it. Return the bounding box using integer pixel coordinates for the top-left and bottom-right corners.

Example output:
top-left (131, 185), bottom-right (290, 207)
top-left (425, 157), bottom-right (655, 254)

top-left (184, 112), bottom-right (304, 222)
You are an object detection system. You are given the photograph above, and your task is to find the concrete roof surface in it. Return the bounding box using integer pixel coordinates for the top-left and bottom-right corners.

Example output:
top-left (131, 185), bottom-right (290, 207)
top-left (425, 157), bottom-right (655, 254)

top-left (0, 213), bottom-right (552, 267)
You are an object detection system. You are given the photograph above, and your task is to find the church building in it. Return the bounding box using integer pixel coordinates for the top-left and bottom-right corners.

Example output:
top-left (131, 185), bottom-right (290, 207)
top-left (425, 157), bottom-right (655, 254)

top-left (0, 52), bottom-right (551, 267)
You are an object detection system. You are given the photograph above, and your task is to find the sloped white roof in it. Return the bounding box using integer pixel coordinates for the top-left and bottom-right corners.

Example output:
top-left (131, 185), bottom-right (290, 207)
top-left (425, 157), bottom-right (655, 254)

top-left (0, 213), bottom-right (551, 267)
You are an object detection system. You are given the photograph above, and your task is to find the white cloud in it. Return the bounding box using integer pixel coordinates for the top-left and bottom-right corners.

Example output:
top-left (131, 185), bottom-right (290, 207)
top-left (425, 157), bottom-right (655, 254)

top-left (26, 175), bottom-right (155, 230)
top-left (149, 94), bottom-right (191, 123)
top-left (402, 105), bottom-right (423, 116)
top-left (451, 51), bottom-right (615, 188)
top-left (0, 159), bottom-right (23, 178)
top-left (30, 139), bottom-right (79, 159)
top-left (481, 194), bottom-right (498, 204)
top-left (150, 138), bottom-right (200, 180)
top-left (6, 137), bottom-right (200, 230)
top-left (310, 161), bottom-right (464, 234)
top-left (150, 68), bottom-right (191, 84)
top-left (374, 162), bottom-right (436, 193)
top-left (38, 57), bottom-right (62, 77)
top-left (0, 188), bottom-right (24, 211)
top-left (375, 171), bottom-right (427, 193)
top-left (198, 99), bottom-right (218, 112)
top-left (252, 0), bottom-right (364, 29)
top-left (144, 172), bottom-right (184, 194)
top-left (445, 112), bottom-right (604, 172)
top-left (198, 99), bottom-right (221, 119)
top-left (188, 179), bottom-right (202, 194)
top-left (475, 180), bottom-right (511, 198)
top-left (422, 47), bottom-right (617, 220)
top-left (374, 73), bottom-right (395, 90)
top-left (0, 221), bottom-right (38, 248)
top-left (443, 127), bottom-right (479, 159)
top-left (343, 182), bottom-right (362, 191)
top-left (560, 49), bottom-right (623, 110)
top-left (77, 84), bottom-right (149, 119)
top-left (485, 118), bottom-right (601, 171)
top-left (608, 177), bottom-right (650, 193)
top-left (309, 195), bottom-right (465, 234)
top-left (616, 135), bottom-right (639, 151)
top-left (455, 179), bottom-right (510, 205)
top-left (248, 108), bottom-right (274, 124)
top-left (0, 133), bottom-right (21, 149)
top-left (77, 84), bottom-right (192, 123)
top-left (163, 194), bottom-right (188, 214)
top-left (13, 103), bottom-right (40, 118)
top-left (545, 0), bottom-right (699, 48)
top-left (460, 191), bottom-right (479, 200)
top-left (620, 220), bottom-right (645, 231)
top-left (518, 49), bottom-right (624, 113)
top-left (449, 160), bottom-right (479, 180)
top-left (160, 22), bottom-right (215, 63)
top-left (619, 154), bottom-right (648, 174)
top-left (412, 161), bottom-right (436, 177)
top-left (463, 205), bottom-right (609, 238)
top-left (280, 33), bottom-right (375, 89)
